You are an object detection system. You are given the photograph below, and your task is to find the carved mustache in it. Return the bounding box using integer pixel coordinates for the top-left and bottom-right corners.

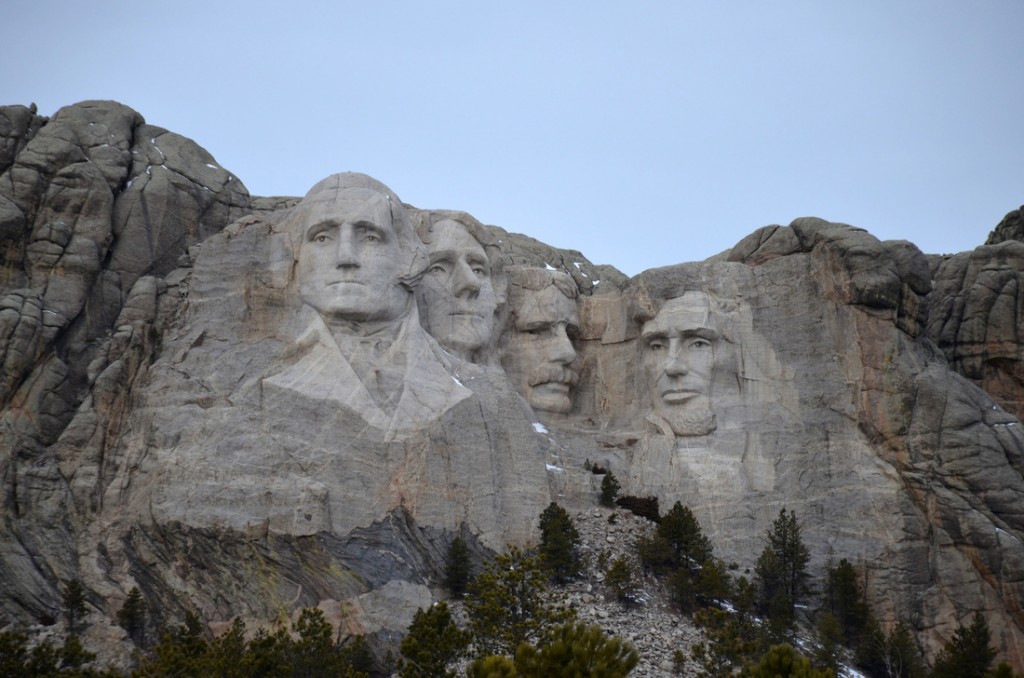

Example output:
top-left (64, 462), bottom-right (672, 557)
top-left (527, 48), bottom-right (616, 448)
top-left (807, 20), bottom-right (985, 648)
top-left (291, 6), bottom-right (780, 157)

top-left (527, 365), bottom-right (580, 388)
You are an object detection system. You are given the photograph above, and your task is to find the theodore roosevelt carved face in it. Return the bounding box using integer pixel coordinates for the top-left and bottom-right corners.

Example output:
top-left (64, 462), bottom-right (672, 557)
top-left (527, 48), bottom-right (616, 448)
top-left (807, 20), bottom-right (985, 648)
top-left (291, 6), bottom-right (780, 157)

top-left (641, 291), bottom-right (719, 436)
top-left (417, 218), bottom-right (498, 361)
top-left (501, 268), bottom-right (580, 415)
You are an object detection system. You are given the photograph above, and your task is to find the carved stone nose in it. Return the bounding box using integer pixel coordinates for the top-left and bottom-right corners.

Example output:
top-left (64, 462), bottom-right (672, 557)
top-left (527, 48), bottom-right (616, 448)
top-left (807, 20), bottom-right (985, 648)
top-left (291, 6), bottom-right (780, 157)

top-left (664, 351), bottom-right (688, 376)
top-left (550, 328), bottom-right (576, 364)
top-left (453, 260), bottom-right (481, 297)
top-left (335, 230), bottom-right (360, 267)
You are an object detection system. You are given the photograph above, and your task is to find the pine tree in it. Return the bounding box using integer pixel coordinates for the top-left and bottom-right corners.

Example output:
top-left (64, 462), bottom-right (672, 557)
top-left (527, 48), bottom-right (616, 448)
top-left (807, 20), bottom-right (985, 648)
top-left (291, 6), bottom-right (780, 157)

top-left (399, 602), bottom-right (470, 678)
top-left (600, 471), bottom-right (621, 507)
top-left (58, 633), bottom-right (98, 672)
top-left (445, 535), bottom-right (471, 597)
top-left (465, 545), bottom-right (574, 657)
top-left (637, 533), bottom-right (676, 576)
top-left (822, 558), bottom-right (869, 645)
top-left (652, 502), bottom-right (724, 614)
top-left (605, 555), bottom-right (641, 607)
top-left (538, 502), bottom-right (582, 582)
top-left (62, 578), bottom-right (88, 634)
top-left (659, 502), bottom-right (713, 573)
top-left (813, 613), bottom-right (844, 674)
top-left (987, 662), bottom-right (1023, 678)
top-left (929, 613), bottom-right (997, 678)
top-left (514, 621), bottom-right (640, 677)
top-left (137, 612), bottom-right (210, 678)
top-left (117, 586), bottom-right (147, 646)
top-left (0, 630), bottom-right (60, 676)
top-left (855, 619), bottom-right (925, 678)
top-left (691, 607), bottom-right (768, 678)
top-left (197, 618), bottom-right (251, 677)
top-left (754, 508), bottom-right (810, 626)
top-left (289, 607), bottom-right (343, 676)
top-left (696, 558), bottom-right (732, 607)
top-left (739, 643), bottom-right (835, 677)
top-left (468, 654), bottom-right (518, 677)
top-left (0, 629), bottom-right (106, 676)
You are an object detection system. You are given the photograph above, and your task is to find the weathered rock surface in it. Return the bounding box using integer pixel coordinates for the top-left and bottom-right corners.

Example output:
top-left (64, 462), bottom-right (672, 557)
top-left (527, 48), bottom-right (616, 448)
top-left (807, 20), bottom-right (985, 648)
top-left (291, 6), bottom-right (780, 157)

top-left (926, 241), bottom-right (1024, 421)
top-left (1, 100), bottom-right (1023, 672)
top-left (987, 205), bottom-right (1024, 246)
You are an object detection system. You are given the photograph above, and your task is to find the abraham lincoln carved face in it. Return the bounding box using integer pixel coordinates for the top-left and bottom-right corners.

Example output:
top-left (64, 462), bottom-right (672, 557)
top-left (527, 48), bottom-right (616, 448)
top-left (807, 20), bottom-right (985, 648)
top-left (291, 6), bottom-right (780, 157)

top-left (641, 291), bottom-right (719, 436)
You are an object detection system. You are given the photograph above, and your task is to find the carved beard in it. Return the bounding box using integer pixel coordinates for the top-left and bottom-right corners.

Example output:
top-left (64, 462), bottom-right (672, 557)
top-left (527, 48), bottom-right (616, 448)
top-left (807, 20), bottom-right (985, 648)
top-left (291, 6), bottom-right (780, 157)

top-left (659, 399), bottom-right (716, 437)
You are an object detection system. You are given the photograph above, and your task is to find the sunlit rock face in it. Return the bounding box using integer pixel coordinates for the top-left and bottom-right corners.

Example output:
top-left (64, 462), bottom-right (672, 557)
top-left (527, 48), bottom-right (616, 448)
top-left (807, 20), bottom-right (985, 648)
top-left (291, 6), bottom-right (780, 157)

top-left (2, 100), bottom-right (1024, 671)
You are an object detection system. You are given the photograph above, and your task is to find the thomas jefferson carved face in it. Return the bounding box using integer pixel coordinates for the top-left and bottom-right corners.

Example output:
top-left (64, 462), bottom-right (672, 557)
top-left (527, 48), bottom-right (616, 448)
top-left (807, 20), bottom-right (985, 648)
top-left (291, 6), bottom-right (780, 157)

top-left (641, 292), bottom-right (719, 436)
top-left (418, 219), bottom-right (498, 361)
top-left (502, 270), bottom-right (580, 415)
top-left (295, 179), bottom-right (413, 324)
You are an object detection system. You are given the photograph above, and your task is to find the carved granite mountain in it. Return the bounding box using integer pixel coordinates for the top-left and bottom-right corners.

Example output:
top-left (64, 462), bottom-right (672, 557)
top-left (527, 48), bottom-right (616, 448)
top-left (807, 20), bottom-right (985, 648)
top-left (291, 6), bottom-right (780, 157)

top-left (1, 100), bottom-right (1023, 671)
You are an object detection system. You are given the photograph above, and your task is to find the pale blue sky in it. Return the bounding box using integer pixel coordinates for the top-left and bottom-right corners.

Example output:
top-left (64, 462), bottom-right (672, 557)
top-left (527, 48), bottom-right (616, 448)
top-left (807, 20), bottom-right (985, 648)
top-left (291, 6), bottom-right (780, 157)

top-left (4, 1), bottom-right (1023, 275)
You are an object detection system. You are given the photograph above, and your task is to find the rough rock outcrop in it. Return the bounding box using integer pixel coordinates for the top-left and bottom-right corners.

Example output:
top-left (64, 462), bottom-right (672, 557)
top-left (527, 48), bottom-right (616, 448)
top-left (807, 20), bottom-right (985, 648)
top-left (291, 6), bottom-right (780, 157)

top-left (927, 241), bottom-right (1024, 420)
top-left (987, 205), bottom-right (1024, 246)
top-left (1, 100), bottom-right (1023, 671)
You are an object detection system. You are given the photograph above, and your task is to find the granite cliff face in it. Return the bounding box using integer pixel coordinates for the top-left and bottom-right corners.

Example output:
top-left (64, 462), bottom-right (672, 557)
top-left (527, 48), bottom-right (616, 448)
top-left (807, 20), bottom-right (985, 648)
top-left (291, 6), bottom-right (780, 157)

top-left (2, 101), bottom-right (1023, 670)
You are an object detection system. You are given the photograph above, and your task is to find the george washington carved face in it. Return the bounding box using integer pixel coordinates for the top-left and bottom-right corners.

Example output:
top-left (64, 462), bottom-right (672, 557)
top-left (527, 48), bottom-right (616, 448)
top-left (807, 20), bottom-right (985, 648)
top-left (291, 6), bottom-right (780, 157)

top-left (291, 173), bottom-right (424, 326)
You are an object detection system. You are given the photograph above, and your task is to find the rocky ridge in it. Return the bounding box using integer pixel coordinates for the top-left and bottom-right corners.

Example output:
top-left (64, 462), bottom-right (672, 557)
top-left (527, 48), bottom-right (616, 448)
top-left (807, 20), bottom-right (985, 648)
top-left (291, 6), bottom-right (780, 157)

top-left (2, 100), bottom-right (1023, 672)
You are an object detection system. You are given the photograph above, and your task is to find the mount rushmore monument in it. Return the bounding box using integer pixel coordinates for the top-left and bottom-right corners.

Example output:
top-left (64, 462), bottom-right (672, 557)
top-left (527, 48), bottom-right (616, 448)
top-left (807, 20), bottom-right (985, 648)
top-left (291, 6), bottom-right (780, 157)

top-left (2, 100), bottom-right (1024, 669)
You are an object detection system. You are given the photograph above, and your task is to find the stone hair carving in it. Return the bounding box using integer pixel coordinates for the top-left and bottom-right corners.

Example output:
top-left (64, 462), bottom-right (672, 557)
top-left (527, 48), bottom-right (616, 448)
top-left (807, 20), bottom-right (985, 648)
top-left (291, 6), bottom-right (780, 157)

top-left (265, 172), bottom-right (469, 440)
top-left (500, 267), bottom-right (580, 415)
top-left (414, 213), bottom-right (505, 363)
top-left (639, 291), bottom-right (721, 436)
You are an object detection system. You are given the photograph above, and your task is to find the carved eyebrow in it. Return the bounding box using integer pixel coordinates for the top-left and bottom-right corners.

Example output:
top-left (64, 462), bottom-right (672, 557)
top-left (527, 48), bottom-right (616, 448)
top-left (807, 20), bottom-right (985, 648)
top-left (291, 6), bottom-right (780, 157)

top-left (353, 220), bottom-right (387, 238)
top-left (465, 253), bottom-right (490, 268)
top-left (640, 329), bottom-right (668, 342)
top-left (305, 219), bottom-right (339, 239)
top-left (682, 327), bottom-right (719, 341)
top-left (428, 249), bottom-right (457, 262)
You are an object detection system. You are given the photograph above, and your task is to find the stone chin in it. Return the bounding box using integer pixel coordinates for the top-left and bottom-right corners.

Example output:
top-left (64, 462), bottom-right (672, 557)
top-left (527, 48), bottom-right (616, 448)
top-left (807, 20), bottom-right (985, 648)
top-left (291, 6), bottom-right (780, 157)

top-left (434, 313), bottom-right (493, 356)
top-left (528, 382), bottom-right (574, 414)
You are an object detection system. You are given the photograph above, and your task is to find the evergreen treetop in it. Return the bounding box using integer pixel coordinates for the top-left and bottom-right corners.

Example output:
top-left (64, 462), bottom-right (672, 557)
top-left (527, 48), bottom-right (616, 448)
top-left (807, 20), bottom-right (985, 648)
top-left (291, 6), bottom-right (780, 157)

top-left (538, 502), bottom-right (582, 582)
top-left (465, 545), bottom-right (574, 657)
top-left (929, 612), bottom-right (998, 678)
top-left (754, 508), bottom-right (810, 626)
top-left (658, 501), bottom-right (713, 573)
top-left (399, 602), bottom-right (470, 678)
top-left (62, 579), bottom-right (88, 635)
